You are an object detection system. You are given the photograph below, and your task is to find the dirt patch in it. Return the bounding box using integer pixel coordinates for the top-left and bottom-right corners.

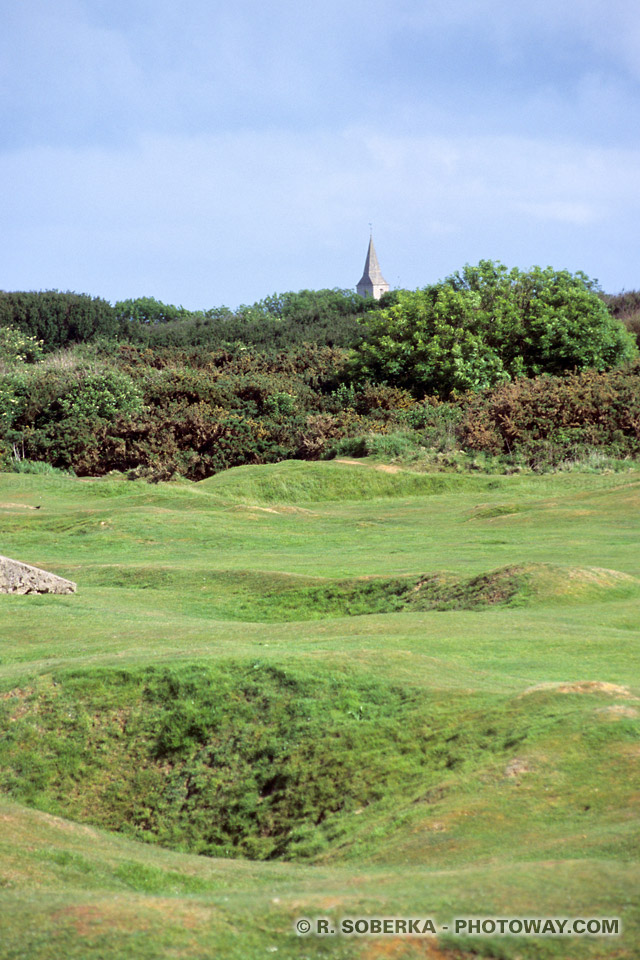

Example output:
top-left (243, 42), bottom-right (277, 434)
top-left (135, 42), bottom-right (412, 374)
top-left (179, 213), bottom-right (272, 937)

top-left (0, 686), bottom-right (33, 701)
top-left (363, 938), bottom-right (470, 959)
top-left (0, 502), bottom-right (38, 510)
top-left (232, 504), bottom-right (315, 516)
top-left (335, 458), bottom-right (403, 474)
top-left (40, 812), bottom-right (98, 835)
top-left (504, 758), bottom-right (532, 778)
top-left (596, 704), bottom-right (640, 719)
top-left (521, 681), bottom-right (634, 698)
top-left (54, 898), bottom-right (213, 937)
top-left (565, 566), bottom-right (636, 585)
top-left (53, 903), bottom-right (151, 937)
top-left (374, 464), bottom-right (402, 474)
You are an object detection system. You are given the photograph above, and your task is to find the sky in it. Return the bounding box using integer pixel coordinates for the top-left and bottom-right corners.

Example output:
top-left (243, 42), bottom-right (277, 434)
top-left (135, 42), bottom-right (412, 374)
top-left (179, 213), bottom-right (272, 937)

top-left (1, 0), bottom-right (639, 309)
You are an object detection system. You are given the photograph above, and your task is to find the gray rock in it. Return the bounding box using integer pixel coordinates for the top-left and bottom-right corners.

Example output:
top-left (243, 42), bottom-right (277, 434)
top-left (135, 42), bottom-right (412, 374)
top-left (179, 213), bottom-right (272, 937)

top-left (0, 555), bottom-right (76, 595)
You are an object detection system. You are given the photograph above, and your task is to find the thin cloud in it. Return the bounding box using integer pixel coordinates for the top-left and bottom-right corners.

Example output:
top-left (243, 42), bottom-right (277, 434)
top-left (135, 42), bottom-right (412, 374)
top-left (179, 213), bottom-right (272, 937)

top-left (1, 129), bottom-right (637, 304)
top-left (0, 1), bottom-right (638, 301)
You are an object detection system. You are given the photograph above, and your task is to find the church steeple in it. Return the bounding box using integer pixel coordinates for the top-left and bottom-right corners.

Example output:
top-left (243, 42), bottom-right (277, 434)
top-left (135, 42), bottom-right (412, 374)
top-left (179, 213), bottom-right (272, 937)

top-left (356, 234), bottom-right (389, 300)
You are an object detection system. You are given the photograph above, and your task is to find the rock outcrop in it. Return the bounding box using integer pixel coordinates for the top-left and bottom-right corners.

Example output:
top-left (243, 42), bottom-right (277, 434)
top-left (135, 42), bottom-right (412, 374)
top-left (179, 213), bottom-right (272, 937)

top-left (0, 555), bottom-right (76, 595)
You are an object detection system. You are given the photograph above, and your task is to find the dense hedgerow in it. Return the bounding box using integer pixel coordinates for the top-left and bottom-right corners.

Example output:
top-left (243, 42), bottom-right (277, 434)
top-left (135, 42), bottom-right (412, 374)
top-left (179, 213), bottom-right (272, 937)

top-left (2, 339), bottom-right (639, 477)
top-left (0, 342), bottom-right (368, 478)
top-left (115, 288), bottom-right (378, 353)
top-left (1, 273), bottom-right (639, 478)
top-left (0, 291), bottom-right (118, 348)
top-left (0, 287), bottom-right (376, 353)
top-left (458, 362), bottom-right (640, 466)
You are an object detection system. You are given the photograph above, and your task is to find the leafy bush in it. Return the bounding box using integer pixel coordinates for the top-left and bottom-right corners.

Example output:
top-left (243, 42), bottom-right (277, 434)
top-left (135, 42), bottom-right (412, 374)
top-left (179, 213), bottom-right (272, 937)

top-left (113, 296), bottom-right (193, 325)
top-left (327, 431), bottom-right (427, 460)
top-left (122, 289), bottom-right (370, 351)
top-left (352, 261), bottom-right (637, 398)
top-left (458, 362), bottom-right (640, 466)
top-left (58, 371), bottom-right (143, 421)
top-left (295, 411), bottom-right (376, 459)
top-left (603, 290), bottom-right (640, 347)
top-left (2, 276), bottom-right (639, 480)
top-left (0, 325), bottom-right (44, 365)
top-left (0, 291), bottom-right (118, 349)
top-left (0, 363), bottom-right (143, 472)
top-left (239, 287), bottom-right (369, 323)
top-left (7, 459), bottom-right (73, 476)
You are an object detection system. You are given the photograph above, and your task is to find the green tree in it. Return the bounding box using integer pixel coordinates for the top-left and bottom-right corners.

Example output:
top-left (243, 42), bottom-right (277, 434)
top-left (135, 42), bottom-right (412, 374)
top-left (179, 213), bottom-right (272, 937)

top-left (114, 296), bottom-right (193, 325)
top-left (352, 261), bottom-right (637, 397)
top-left (239, 288), bottom-right (370, 324)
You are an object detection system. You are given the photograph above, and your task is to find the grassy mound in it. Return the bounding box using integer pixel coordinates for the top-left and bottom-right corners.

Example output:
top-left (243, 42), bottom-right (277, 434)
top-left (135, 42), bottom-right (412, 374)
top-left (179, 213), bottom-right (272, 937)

top-left (85, 562), bottom-right (640, 622)
top-left (198, 458), bottom-right (481, 503)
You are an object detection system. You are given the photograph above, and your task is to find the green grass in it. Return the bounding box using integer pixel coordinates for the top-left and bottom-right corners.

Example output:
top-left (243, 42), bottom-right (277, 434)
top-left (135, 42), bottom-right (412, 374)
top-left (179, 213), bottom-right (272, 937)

top-left (0, 458), bottom-right (639, 958)
top-left (197, 458), bottom-right (470, 502)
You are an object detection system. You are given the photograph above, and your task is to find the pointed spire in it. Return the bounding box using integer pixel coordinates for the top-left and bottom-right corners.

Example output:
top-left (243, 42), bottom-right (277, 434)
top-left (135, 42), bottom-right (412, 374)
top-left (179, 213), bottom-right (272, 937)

top-left (356, 234), bottom-right (389, 299)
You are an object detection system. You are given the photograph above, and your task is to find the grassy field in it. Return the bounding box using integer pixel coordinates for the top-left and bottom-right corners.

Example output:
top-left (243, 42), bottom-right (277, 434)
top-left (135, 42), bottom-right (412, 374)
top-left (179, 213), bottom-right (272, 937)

top-left (1, 458), bottom-right (639, 958)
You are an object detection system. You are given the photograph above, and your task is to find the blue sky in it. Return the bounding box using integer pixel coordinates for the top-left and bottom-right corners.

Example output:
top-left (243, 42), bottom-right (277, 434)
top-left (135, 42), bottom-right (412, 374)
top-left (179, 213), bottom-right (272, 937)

top-left (1, 0), bottom-right (639, 308)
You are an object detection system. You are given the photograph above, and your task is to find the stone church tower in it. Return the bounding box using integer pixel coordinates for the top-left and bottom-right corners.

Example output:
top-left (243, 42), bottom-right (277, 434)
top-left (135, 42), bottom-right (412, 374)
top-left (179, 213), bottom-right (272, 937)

top-left (356, 234), bottom-right (389, 300)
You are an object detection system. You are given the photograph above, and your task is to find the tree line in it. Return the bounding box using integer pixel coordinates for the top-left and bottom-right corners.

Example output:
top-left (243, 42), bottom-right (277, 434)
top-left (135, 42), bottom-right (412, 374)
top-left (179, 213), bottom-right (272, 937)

top-left (1, 263), bottom-right (638, 479)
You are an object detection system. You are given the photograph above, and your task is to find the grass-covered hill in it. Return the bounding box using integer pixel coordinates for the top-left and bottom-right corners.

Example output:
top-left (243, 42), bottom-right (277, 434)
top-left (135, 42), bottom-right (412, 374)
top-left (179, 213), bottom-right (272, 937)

top-left (1, 459), bottom-right (639, 958)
